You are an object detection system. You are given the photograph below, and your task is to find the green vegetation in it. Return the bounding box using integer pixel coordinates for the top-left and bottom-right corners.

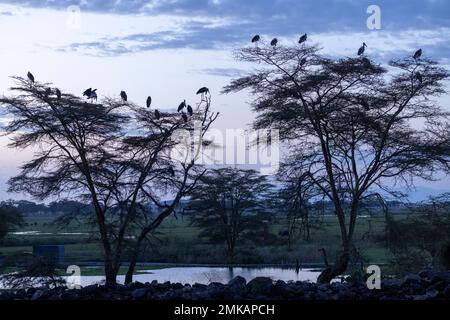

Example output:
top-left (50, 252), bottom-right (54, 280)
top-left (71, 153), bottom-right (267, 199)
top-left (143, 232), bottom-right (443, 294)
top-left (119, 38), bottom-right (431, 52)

top-left (0, 210), bottom-right (408, 270)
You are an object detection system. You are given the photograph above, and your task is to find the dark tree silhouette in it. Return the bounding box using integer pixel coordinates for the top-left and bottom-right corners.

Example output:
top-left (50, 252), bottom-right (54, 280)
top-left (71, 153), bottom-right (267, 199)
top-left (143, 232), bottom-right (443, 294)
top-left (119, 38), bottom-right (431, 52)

top-left (273, 165), bottom-right (325, 246)
top-left (0, 202), bottom-right (23, 241)
top-left (223, 42), bottom-right (450, 282)
top-left (0, 77), bottom-right (217, 286)
top-left (187, 168), bottom-right (273, 261)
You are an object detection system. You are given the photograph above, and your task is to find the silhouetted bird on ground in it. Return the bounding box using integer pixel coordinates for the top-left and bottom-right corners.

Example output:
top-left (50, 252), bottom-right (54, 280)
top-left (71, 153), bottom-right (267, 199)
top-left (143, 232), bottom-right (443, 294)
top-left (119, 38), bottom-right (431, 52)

top-left (27, 71), bottom-right (34, 83)
top-left (270, 38), bottom-right (278, 46)
top-left (178, 100), bottom-right (186, 112)
top-left (187, 105), bottom-right (193, 116)
top-left (413, 49), bottom-right (422, 60)
top-left (196, 87), bottom-right (209, 95)
top-left (298, 33), bottom-right (307, 44)
top-left (155, 109), bottom-right (161, 120)
top-left (251, 35), bottom-right (260, 43)
top-left (146, 96), bottom-right (152, 108)
top-left (55, 88), bottom-right (61, 100)
top-left (120, 91), bottom-right (127, 102)
top-left (358, 42), bottom-right (367, 56)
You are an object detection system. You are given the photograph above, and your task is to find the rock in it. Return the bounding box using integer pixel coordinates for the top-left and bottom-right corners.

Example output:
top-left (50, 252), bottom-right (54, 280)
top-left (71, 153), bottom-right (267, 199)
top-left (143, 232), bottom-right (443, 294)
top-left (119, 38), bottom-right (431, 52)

top-left (413, 289), bottom-right (439, 300)
top-left (131, 288), bottom-right (149, 299)
top-left (0, 270), bottom-right (448, 301)
top-left (81, 284), bottom-right (99, 294)
top-left (402, 274), bottom-right (422, 285)
top-left (272, 280), bottom-right (295, 298)
top-left (419, 270), bottom-right (450, 283)
top-left (192, 283), bottom-right (207, 290)
top-left (247, 277), bottom-right (273, 296)
top-left (228, 276), bottom-right (247, 287)
top-left (0, 291), bottom-right (14, 301)
top-left (31, 290), bottom-right (46, 301)
top-left (171, 283), bottom-right (184, 290)
top-left (443, 284), bottom-right (450, 298)
top-left (207, 282), bottom-right (226, 299)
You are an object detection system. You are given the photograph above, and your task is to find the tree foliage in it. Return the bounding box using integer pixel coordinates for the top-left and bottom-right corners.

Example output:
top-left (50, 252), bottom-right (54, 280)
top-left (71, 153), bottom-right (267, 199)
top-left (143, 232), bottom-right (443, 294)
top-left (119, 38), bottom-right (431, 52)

top-left (187, 168), bottom-right (273, 260)
top-left (0, 76), bottom-right (217, 285)
top-left (224, 42), bottom-right (450, 282)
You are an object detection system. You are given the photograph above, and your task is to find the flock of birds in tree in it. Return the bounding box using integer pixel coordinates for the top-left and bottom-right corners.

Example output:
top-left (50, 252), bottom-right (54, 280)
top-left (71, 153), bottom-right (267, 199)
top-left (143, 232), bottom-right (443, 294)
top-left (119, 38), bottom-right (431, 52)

top-left (250, 34), bottom-right (424, 83)
top-left (25, 71), bottom-right (209, 123)
top-left (251, 33), bottom-right (307, 46)
top-left (25, 40), bottom-right (422, 118)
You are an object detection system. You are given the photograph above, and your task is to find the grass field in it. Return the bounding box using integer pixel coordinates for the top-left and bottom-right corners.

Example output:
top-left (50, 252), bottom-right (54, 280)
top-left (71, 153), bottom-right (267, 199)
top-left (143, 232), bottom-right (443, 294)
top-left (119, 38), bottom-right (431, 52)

top-left (0, 210), bottom-right (406, 271)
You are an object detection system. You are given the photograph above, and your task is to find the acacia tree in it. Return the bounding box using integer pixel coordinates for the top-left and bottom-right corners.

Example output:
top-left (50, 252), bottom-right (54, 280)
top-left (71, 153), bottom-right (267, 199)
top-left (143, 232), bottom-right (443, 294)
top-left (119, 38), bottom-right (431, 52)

top-left (0, 203), bottom-right (23, 242)
top-left (274, 165), bottom-right (324, 246)
top-left (187, 168), bottom-right (273, 261)
top-left (224, 41), bottom-right (450, 282)
top-left (0, 76), bottom-right (217, 286)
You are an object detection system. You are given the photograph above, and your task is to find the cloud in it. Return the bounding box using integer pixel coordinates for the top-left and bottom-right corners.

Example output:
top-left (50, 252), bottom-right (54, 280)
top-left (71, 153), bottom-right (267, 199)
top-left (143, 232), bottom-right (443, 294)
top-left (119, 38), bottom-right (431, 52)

top-left (196, 67), bottom-right (247, 78)
top-left (62, 18), bottom-right (251, 56)
top-left (2, 0), bottom-right (449, 32)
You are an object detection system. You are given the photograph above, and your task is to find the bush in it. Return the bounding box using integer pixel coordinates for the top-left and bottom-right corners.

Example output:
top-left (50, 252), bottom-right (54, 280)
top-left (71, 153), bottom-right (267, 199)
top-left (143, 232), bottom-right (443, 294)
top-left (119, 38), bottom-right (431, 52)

top-left (438, 242), bottom-right (450, 269)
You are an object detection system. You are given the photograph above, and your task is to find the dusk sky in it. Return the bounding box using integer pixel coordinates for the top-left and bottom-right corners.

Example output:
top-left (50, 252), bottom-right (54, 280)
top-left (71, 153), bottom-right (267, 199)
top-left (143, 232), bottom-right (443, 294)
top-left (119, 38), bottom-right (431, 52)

top-left (0, 0), bottom-right (449, 201)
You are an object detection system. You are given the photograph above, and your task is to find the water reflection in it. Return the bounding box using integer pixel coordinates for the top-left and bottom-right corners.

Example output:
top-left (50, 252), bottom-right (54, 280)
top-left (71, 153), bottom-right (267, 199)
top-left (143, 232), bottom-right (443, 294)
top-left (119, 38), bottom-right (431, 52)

top-left (80, 267), bottom-right (322, 286)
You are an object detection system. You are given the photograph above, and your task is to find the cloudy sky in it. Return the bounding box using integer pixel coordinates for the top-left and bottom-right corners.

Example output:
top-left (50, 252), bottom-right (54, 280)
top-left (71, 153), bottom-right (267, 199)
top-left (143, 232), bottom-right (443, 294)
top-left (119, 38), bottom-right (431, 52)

top-left (0, 0), bottom-right (449, 201)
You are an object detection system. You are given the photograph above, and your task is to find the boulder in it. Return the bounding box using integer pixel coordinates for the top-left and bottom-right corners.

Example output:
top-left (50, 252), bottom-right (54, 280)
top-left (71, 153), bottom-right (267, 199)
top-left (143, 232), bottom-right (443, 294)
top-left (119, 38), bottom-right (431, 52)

top-left (402, 274), bottom-right (422, 285)
top-left (31, 289), bottom-right (46, 301)
top-left (247, 277), bottom-right (273, 296)
top-left (131, 288), bottom-right (149, 299)
top-left (228, 276), bottom-right (247, 287)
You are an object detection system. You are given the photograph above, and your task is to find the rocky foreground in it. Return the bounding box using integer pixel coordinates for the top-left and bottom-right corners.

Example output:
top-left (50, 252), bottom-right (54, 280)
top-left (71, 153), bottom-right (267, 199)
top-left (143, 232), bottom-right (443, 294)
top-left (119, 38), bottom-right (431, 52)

top-left (1, 270), bottom-right (450, 301)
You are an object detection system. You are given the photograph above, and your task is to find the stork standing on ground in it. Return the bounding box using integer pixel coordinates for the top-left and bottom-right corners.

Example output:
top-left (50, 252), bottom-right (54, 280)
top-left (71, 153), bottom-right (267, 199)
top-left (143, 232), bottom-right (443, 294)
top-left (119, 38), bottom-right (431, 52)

top-left (146, 96), bottom-right (152, 108)
top-left (251, 35), bottom-right (260, 43)
top-left (270, 38), bottom-right (278, 46)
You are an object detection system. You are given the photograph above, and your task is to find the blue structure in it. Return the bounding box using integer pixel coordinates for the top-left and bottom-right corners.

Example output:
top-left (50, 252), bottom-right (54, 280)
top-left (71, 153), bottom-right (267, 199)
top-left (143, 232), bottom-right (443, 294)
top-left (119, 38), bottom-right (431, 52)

top-left (32, 245), bottom-right (65, 264)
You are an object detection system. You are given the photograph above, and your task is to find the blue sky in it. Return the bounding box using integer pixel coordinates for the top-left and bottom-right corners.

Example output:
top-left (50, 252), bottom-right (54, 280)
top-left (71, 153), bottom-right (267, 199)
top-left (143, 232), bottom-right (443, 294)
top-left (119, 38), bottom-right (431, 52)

top-left (0, 0), bottom-right (449, 201)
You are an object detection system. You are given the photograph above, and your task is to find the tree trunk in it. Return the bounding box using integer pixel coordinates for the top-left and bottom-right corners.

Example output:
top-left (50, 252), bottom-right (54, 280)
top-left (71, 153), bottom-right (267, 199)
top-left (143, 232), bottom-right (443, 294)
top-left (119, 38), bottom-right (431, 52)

top-left (124, 235), bottom-right (146, 285)
top-left (317, 243), bottom-right (350, 284)
top-left (124, 259), bottom-right (138, 285)
top-left (104, 260), bottom-right (118, 287)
